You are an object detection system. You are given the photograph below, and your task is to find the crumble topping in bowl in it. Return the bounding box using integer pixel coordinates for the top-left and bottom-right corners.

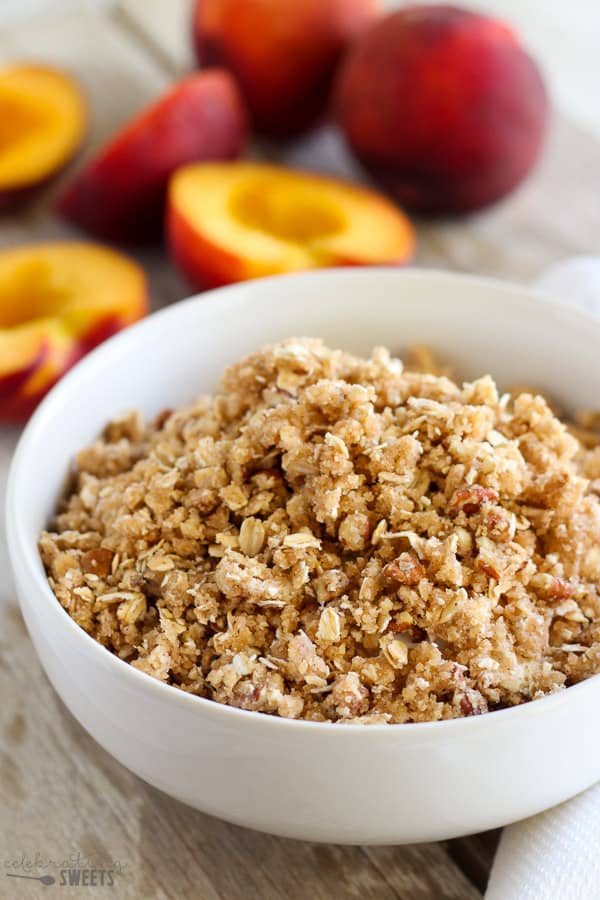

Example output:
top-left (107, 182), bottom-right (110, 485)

top-left (40, 339), bottom-right (600, 723)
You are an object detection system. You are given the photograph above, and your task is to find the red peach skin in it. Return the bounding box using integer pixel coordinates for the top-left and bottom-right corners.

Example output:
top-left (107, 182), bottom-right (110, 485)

top-left (334, 5), bottom-right (548, 213)
top-left (0, 242), bottom-right (147, 423)
top-left (193, 0), bottom-right (379, 138)
top-left (57, 70), bottom-right (247, 242)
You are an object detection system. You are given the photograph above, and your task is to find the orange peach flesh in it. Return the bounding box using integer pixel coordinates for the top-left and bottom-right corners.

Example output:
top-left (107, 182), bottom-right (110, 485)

top-left (0, 65), bottom-right (86, 193)
top-left (0, 243), bottom-right (147, 400)
top-left (168, 162), bottom-right (415, 287)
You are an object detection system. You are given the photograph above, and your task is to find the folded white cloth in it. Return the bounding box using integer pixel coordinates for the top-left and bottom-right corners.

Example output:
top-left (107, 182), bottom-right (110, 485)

top-left (486, 784), bottom-right (600, 899)
top-left (534, 256), bottom-right (600, 317)
top-left (485, 256), bottom-right (600, 900)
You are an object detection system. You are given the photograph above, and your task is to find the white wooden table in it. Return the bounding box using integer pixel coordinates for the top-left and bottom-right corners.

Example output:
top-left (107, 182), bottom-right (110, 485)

top-left (1, 2), bottom-right (599, 897)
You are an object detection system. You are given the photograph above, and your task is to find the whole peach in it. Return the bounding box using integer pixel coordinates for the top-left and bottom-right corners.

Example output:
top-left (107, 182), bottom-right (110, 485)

top-left (334, 5), bottom-right (548, 213)
top-left (193, 0), bottom-right (379, 138)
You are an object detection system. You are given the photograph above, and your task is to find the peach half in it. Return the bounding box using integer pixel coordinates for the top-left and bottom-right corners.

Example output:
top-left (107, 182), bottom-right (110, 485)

top-left (0, 64), bottom-right (86, 207)
top-left (167, 162), bottom-right (415, 289)
top-left (0, 242), bottom-right (147, 422)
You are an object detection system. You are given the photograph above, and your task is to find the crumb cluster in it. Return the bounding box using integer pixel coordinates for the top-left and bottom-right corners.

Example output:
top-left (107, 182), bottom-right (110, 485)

top-left (40, 339), bottom-right (600, 723)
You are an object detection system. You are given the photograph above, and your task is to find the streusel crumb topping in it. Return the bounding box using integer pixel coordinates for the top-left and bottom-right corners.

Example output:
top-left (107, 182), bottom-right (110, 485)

top-left (40, 339), bottom-right (600, 723)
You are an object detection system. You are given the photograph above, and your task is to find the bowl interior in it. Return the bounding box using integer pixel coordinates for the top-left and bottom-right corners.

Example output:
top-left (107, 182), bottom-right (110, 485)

top-left (10, 267), bottom-right (600, 584)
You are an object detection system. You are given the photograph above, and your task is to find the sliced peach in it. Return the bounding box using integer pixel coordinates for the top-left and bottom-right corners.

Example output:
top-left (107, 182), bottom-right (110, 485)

top-left (0, 64), bottom-right (86, 207)
top-left (0, 242), bottom-right (147, 422)
top-left (167, 162), bottom-right (415, 289)
top-left (57, 70), bottom-right (247, 243)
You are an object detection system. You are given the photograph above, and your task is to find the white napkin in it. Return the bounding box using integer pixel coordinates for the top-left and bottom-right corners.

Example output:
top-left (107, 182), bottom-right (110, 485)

top-left (486, 256), bottom-right (600, 900)
top-left (486, 784), bottom-right (600, 900)
top-left (534, 256), bottom-right (600, 318)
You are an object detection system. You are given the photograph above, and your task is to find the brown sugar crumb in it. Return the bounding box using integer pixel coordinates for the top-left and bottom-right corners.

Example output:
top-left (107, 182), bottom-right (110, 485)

top-left (39, 339), bottom-right (600, 724)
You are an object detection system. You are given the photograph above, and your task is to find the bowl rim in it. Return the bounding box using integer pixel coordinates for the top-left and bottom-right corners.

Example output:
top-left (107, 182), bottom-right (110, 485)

top-left (7, 265), bottom-right (600, 738)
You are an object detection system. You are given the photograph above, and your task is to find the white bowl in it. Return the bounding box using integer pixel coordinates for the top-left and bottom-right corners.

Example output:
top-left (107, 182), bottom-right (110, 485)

top-left (7, 269), bottom-right (600, 845)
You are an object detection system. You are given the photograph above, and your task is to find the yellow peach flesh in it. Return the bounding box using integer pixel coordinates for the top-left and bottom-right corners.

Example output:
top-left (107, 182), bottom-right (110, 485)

top-left (0, 243), bottom-right (146, 394)
top-left (0, 65), bottom-right (86, 191)
top-left (170, 162), bottom-right (415, 283)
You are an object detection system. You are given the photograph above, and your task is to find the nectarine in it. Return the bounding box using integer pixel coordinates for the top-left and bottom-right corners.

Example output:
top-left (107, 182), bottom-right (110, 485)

top-left (0, 242), bottom-right (147, 422)
top-left (167, 161), bottom-right (415, 289)
top-left (57, 70), bottom-right (247, 242)
top-left (193, 0), bottom-right (380, 138)
top-left (0, 64), bottom-right (86, 207)
top-left (334, 5), bottom-right (548, 213)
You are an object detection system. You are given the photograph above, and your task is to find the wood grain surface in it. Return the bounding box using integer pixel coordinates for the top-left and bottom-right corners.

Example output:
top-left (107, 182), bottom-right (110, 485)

top-left (0, 2), bottom-right (598, 897)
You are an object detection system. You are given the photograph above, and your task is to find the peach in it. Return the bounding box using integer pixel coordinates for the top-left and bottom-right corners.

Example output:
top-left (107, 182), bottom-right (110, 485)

top-left (57, 70), bottom-right (247, 242)
top-left (193, 0), bottom-right (380, 138)
top-left (166, 161), bottom-right (415, 289)
top-left (334, 5), bottom-right (548, 213)
top-left (0, 64), bottom-right (86, 207)
top-left (0, 242), bottom-right (147, 422)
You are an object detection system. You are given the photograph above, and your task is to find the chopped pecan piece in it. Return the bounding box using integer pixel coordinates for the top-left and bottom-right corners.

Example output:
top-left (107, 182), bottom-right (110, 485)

top-left (384, 553), bottom-right (426, 586)
top-left (450, 485), bottom-right (499, 516)
top-left (458, 689), bottom-right (487, 716)
top-left (80, 548), bottom-right (114, 578)
top-left (550, 577), bottom-right (575, 600)
top-left (388, 611), bottom-right (413, 633)
top-left (154, 408), bottom-right (173, 429)
top-left (476, 559), bottom-right (501, 581)
top-left (482, 507), bottom-right (515, 543)
top-left (411, 625), bottom-right (428, 643)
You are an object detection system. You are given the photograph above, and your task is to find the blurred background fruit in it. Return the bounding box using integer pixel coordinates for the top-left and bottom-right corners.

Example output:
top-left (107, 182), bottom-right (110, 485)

top-left (192, 0), bottom-right (380, 138)
top-left (334, 5), bottom-right (548, 213)
top-left (57, 69), bottom-right (247, 242)
top-left (0, 241), bottom-right (147, 422)
top-left (0, 63), bottom-right (86, 208)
